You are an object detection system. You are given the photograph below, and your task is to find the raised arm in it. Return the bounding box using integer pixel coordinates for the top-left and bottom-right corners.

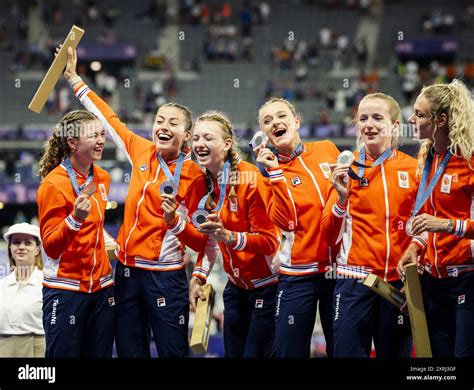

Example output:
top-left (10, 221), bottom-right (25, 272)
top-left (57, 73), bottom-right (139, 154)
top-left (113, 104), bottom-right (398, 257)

top-left (59, 46), bottom-right (152, 164)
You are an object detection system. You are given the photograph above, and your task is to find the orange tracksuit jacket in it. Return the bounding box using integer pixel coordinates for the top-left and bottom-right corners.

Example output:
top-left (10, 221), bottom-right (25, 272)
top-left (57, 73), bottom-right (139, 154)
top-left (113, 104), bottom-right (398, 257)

top-left (256, 141), bottom-right (340, 276)
top-left (321, 149), bottom-right (418, 282)
top-left (37, 163), bottom-right (113, 293)
top-left (412, 152), bottom-right (474, 278)
top-left (168, 161), bottom-right (281, 289)
top-left (73, 82), bottom-right (209, 271)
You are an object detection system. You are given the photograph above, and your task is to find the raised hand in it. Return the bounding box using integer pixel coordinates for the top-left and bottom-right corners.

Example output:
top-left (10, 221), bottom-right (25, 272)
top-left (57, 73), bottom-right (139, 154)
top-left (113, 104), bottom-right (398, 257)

top-left (255, 145), bottom-right (279, 169)
top-left (330, 163), bottom-right (351, 204)
top-left (55, 44), bottom-right (78, 81)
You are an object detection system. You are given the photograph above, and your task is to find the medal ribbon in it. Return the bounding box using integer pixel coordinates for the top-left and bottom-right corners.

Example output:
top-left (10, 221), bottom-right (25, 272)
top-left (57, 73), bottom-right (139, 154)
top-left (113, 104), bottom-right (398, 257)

top-left (63, 157), bottom-right (94, 196)
top-left (197, 159), bottom-right (231, 213)
top-left (411, 148), bottom-right (451, 217)
top-left (157, 153), bottom-right (184, 187)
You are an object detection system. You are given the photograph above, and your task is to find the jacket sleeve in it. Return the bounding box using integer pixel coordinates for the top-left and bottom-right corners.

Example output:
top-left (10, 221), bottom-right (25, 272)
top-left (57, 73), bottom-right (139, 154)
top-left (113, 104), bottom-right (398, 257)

top-left (167, 173), bottom-right (211, 253)
top-left (453, 165), bottom-right (474, 239)
top-left (227, 185), bottom-right (279, 255)
top-left (256, 168), bottom-right (298, 231)
top-left (456, 220), bottom-right (474, 239)
top-left (321, 184), bottom-right (347, 246)
top-left (168, 215), bottom-right (209, 253)
top-left (191, 238), bottom-right (220, 284)
top-left (72, 81), bottom-right (153, 164)
top-left (37, 182), bottom-right (83, 259)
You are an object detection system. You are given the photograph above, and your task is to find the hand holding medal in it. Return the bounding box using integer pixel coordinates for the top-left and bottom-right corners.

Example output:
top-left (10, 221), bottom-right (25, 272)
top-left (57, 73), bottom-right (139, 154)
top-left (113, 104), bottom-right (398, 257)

top-left (74, 182), bottom-right (96, 221)
top-left (157, 153), bottom-right (184, 198)
top-left (161, 193), bottom-right (179, 223)
top-left (251, 131), bottom-right (278, 170)
top-left (192, 160), bottom-right (230, 229)
top-left (406, 213), bottom-right (453, 237)
top-left (197, 213), bottom-right (234, 244)
top-left (330, 155), bottom-right (351, 204)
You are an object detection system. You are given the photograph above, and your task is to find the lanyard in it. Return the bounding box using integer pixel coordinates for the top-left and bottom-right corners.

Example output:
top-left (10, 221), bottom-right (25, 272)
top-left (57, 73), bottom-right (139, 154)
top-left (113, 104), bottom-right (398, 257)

top-left (197, 160), bottom-right (231, 213)
top-left (251, 142), bottom-right (303, 177)
top-left (273, 142), bottom-right (303, 162)
top-left (63, 158), bottom-right (94, 196)
top-left (356, 146), bottom-right (393, 179)
top-left (157, 153), bottom-right (184, 185)
top-left (412, 148), bottom-right (451, 217)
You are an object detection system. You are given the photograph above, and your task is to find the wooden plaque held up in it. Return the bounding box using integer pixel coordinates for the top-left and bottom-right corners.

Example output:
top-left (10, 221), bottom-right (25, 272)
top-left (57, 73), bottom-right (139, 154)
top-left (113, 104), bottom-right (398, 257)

top-left (28, 25), bottom-right (85, 113)
top-left (363, 273), bottom-right (405, 309)
top-left (190, 283), bottom-right (215, 354)
top-left (404, 263), bottom-right (432, 357)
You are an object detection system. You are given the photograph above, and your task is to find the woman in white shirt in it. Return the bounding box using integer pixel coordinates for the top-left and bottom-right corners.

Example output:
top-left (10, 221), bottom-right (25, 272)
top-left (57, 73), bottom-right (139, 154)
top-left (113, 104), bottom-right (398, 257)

top-left (0, 223), bottom-right (45, 357)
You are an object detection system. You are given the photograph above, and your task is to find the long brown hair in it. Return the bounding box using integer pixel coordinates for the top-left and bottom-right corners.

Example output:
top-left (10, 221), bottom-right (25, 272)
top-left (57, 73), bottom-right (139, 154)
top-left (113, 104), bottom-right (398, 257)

top-left (37, 110), bottom-right (99, 179)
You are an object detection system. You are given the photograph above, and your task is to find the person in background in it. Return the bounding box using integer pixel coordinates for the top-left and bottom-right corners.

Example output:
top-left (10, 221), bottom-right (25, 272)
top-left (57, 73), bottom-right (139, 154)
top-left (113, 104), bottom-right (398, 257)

top-left (0, 223), bottom-right (45, 357)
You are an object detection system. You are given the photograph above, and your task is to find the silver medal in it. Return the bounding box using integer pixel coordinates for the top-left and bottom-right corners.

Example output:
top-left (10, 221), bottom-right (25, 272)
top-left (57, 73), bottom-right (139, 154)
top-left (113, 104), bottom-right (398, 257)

top-left (337, 150), bottom-right (354, 166)
top-left (250, 131), bottom-right (268, 150)
top-left (160, 180), bottom-right (178, 197)
top-left (192, 209), bottom-right (209, 228)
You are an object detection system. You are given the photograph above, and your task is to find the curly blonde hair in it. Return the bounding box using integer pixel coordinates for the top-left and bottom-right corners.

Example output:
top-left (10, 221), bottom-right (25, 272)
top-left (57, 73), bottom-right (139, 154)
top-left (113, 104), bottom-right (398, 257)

top-left (417, 79), bottom-right (474, 172)
top-left (196, 111), bottom-right (243, 205)
top-left (355, 92), bottom-right (402, 151)
top-left (37, 110), bottom-right (99, 179)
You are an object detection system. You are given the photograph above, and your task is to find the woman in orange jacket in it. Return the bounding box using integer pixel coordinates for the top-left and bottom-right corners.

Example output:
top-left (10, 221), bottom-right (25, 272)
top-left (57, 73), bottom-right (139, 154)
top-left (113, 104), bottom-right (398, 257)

top-left (162, 111), bottom-right (281, 357)
top-left (398, 79), bottom-right (474, 357)
top-left (254, 98), bottom-right (340, 357)
top-left (322, 93), bottom-right (417, 357)
top-left (60, 46), bottom-right (211, 357)
top-left (37, 110), bottom-right (114, 357)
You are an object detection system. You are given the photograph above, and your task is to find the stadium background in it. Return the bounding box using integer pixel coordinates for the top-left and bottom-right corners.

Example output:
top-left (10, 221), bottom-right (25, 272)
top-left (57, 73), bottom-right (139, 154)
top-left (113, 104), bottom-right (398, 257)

top-left (0, 0), bottom-right (473, 357)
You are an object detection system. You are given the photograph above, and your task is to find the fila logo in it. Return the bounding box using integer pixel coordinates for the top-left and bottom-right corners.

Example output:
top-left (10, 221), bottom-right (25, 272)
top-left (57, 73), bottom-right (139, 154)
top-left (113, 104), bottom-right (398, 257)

top-left (441, 174), bottom-right (452, 194)
top-left (139, 164), bottom-right (149, 172)
top-left (397, 171), bottom-right (409, 189)
top-left (157, 297), bottom-right (166, 307)
top-left (458, 294), bottom-right (466, 305)
top-left (255, 299), bottom-right (263, 308)
top-left (290, 176), bottom-right (302, 186)
top-left (108, 297), bottom-right (115, 307)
